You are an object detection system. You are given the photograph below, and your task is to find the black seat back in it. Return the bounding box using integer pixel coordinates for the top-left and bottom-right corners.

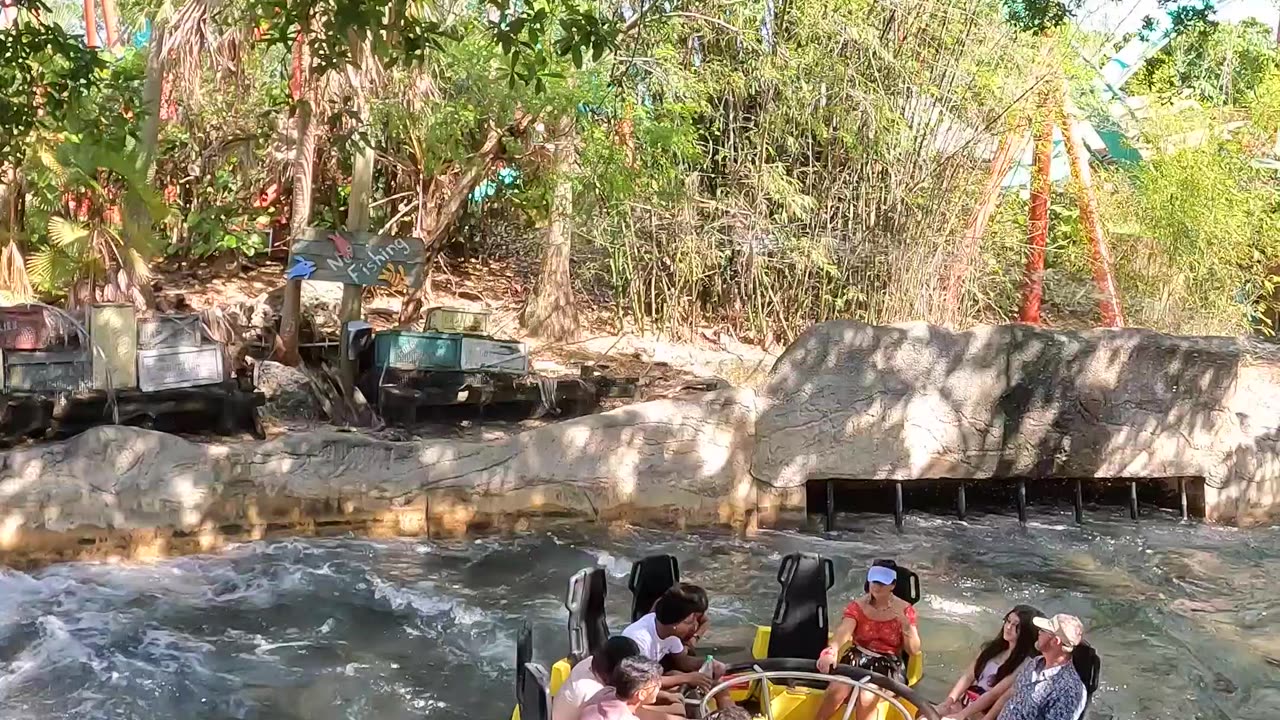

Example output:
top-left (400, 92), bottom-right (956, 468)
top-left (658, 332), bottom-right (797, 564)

top-left (1072, 642), bottom-right (1101, 713)
top-left (518, 660), bottom-right (552, 720)
top-left (767, 552), bottom-right (835, 659)
top-left (861, 559), bottom-right (921, 605)
top-left (515, 623), bottom-right (533, 705)
top-left (629, 554), bottom-right (681, 621)
top-left (566, 567), bottom-right (609, 663)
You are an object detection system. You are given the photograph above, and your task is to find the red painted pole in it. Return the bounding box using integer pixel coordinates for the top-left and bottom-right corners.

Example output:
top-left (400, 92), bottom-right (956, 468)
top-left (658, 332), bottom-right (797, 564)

top-left (1061, 89), bottom-right (1124, 327)
top-left (1019, 100), bottom-right (1054, 324)
top-left (82, 0), bottom-right (99, 48)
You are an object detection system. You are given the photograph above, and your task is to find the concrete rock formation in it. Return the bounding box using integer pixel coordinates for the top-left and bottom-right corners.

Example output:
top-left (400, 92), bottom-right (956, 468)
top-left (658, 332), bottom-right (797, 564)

top-left (254, 360), bottom-right (326, 421)
top-left (754, 320), bottom-right (1280, 525)
top-left (4, 319), bottom-right (1280, 568)
top-left (0, 388), bottom-right (758, 568)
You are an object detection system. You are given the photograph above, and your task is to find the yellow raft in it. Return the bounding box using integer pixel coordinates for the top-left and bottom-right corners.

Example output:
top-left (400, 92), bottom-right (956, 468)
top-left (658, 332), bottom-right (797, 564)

top-left (512, 553), bottom-right (938, 720)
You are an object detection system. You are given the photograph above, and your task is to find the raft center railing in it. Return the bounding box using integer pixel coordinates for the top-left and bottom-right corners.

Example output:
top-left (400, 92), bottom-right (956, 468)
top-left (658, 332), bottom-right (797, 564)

top-left (810, 476), bottom-right (1204, 531)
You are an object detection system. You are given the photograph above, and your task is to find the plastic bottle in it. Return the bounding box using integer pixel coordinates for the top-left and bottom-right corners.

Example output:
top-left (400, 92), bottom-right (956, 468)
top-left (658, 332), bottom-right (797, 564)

top-left (700, 654), bottom-right (716, 679)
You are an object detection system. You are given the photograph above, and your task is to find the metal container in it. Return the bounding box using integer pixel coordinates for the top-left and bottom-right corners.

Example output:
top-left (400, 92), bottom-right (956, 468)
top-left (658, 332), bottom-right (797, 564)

top-left (137, 314), bottom-right (203, 350)
top-left (137, 344), bottom-right (226, 392)
top-left (373, 331), bottom-right (462, 371)
top-left (0, 307), bottom-right (52, 350)
top-left (424, 306), bottom-right (490, 335)
top-left (89, 304), bottom-right (138, 389)
top-left (4, 349), bottom-right (90, 393)
top-left (459, 337), bottom-right (529, 375)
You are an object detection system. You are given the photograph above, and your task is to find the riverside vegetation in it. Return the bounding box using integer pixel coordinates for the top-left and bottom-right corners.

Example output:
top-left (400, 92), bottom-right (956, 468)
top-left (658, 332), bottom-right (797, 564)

top-left (1, 0), bottom-right (1279, 352)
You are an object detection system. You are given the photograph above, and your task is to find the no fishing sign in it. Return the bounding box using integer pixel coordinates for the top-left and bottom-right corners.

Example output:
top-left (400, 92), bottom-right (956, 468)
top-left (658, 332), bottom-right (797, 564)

top-left (286, 228), bottom-right (427, 290)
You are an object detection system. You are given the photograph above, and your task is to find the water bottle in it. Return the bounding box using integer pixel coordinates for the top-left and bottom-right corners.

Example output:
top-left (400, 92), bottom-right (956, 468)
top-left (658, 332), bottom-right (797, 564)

top-left (700, 654), bottom-right (716, 679)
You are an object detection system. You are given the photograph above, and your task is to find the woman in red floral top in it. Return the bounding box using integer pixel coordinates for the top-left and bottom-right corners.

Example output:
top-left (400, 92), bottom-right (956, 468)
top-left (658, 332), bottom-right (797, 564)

top-left (814, 564), bottom-right (923, 720)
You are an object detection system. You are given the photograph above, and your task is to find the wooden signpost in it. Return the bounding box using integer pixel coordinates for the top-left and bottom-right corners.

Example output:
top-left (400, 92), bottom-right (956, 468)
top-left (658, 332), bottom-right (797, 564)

top-left (281, 228), bottom-right (428, 411)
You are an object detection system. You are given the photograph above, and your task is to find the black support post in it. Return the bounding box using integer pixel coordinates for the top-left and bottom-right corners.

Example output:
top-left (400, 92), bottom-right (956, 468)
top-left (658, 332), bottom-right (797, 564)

top-left (825, 480), bottom-right (835, 532)
top-left (893, 481), bottom-right (904, 530)
top-left (1129, 480), bottom-right (1139, 521)
top-left (1017, 479), bottom-right (1027, 525)
top-left (957, 481), bottom-right (967, 521)
top-left (1074, 479), bottom-right (1084, 524)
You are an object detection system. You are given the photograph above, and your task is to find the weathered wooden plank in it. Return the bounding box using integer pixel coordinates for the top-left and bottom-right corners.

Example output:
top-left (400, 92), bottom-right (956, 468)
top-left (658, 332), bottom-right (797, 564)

top-left (286, 228), bottom-right (427, 288)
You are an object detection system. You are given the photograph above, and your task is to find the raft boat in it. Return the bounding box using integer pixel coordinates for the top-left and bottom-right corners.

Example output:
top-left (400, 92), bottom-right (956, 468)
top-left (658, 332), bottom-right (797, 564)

top-left (511, 552), bottom-right (941, 720)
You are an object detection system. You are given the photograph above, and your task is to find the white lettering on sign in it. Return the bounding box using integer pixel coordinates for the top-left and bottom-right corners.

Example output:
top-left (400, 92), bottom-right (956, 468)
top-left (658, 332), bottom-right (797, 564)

top-left (321, 237), bottom-right (416, 285)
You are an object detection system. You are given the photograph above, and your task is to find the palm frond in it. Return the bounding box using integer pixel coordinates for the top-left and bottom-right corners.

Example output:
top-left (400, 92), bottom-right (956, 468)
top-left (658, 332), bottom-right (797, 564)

top-left (48, 216), bottom-right (90, 248)
top-left (124, 247), bottom-right (155, 282)
top-left (0, 243), bottom-right (34, 302)
top-left (26, 246), bottom-right (65, 290)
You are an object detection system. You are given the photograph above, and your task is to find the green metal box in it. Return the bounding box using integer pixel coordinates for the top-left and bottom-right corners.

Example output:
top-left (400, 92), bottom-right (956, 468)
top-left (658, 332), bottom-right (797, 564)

top-left (373, 331), bottom-right (463, 371)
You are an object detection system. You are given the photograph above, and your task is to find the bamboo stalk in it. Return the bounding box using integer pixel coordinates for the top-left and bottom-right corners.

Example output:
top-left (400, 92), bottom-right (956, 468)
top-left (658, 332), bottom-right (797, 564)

top-left (1060, 85), bottom-right (1125, 327)
top-left (940, 126), bottom-right (1024, 324)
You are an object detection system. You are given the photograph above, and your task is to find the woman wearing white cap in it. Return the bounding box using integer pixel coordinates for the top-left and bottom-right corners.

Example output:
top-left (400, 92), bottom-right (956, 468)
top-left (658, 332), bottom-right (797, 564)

top-left (814, 563), bottom-right (923, 720)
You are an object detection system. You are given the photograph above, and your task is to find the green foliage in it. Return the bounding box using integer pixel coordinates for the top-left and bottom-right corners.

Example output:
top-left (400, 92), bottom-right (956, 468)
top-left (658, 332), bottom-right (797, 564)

top-left (0, 2), bottom-right (105, 164)
top-left (1127, 19), bottom-right (1279, 107)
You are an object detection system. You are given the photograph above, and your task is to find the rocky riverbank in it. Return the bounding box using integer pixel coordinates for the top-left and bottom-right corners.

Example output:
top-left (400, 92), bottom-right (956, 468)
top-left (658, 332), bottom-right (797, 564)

top-left (4, 320), bottom-right (1280, 569)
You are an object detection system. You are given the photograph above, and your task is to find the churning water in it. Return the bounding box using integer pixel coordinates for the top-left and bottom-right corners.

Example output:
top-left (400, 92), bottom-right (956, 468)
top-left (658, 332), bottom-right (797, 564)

top-left (1, 510), bottom-right (1278, 720)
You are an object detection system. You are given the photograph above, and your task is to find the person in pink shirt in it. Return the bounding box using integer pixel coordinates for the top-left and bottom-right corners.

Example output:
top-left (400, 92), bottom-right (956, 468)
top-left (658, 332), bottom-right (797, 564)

top-left (579, 657), bottom-right (664, 720)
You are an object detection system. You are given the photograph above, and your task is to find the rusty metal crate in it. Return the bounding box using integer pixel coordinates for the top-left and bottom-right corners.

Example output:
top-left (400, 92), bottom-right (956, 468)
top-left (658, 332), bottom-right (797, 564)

top-left (0, 307), bottom-right (53, 351)
top-left (137, 344), bottom-right (227, 392)
top-left (424, 306), bottom-right (490, 335)
top-left (4, 349), bottom-right (91, 393)
top-left (138, 314), bottom-right (204, 351)
top-left (90, 304), bottom-right (138, 389)
top-left (459, 336), bottom-right (528, 375)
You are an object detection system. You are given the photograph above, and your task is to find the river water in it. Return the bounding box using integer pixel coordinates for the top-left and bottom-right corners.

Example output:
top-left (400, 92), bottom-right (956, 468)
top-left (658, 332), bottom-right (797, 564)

top-left (1, 509), bottom-right (1277, 720)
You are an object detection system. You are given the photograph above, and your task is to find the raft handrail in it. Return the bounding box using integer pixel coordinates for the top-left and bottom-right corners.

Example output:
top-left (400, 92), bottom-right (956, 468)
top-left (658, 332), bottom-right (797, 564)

top-left (699, 662), bottom-right (940, 720)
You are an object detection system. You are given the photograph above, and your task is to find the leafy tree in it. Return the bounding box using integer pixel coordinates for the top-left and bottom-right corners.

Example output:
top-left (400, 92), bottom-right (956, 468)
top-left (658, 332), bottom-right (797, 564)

top-left (0, 1), bottom-right (104, 165)
top-left (1127, 18), bottom-right (1279, 107)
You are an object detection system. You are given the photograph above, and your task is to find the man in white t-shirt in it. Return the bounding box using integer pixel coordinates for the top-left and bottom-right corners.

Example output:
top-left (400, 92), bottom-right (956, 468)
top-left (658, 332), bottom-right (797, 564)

top-left (621, 583), bottom-right (733, 716)
top-left (552, 636), bottom-right (642, 720)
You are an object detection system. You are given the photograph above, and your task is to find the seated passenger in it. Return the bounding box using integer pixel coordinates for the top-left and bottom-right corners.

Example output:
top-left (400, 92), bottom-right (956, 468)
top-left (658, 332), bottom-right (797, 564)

top-left (579, 656), bottom-right (664, 720)
top-left (936, 605), bottom-right (1043, 719)
top-left (622, 584), bottom-right (724, 689)
top-left (675, 583), bottom-right (710, 653)
top-left (622, 583), bottom-right (734, 716)
top-left (815, 564), bottom-right (923, 720)
top-left (985, 614), bottom-right (1088, 720)
top-left (641, 582), bottom-right (711, 654)
top-left (553, 636), bottom-right (642, 720)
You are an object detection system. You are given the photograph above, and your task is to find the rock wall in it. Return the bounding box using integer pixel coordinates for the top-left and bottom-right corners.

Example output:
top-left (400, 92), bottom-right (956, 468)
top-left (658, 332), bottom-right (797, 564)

top-left (0, 388), bottom-right (761, 568)
top-left (754, 321), bottom-right (1280, 525)
top-left (6, 319), bottom-right (1280, 568)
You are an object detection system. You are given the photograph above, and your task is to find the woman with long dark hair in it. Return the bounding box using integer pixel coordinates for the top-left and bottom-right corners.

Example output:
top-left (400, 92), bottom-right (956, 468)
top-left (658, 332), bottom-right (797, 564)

top-left (936, 605), bottom-right (1043, 719)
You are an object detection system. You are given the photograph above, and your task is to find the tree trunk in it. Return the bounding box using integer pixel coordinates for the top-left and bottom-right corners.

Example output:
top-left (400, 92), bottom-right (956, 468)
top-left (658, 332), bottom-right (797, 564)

top-left (122, 22), bottom-right (164, 301)
top-left (521, 117), bottom-right (580, 342)
top-left (940, 127), bottom-right (1024, 325)
top-left (1018, 95), bottom-right (1054, 324)
top-left (339, 38), bottom-right (376, 404)
top-left (275, 32), bottom-right (314, 366)
top-left (393, 121), bottom-right (524, 326)
top-left (83, 0), bottom-right (99, 48)
top-left (1060, 88), bottom-right (1124, 327)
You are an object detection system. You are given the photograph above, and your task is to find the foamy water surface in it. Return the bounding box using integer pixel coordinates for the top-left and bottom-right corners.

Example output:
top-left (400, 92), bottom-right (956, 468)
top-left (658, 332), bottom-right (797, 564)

top-left (1, 510), bottom-right (1277, 719)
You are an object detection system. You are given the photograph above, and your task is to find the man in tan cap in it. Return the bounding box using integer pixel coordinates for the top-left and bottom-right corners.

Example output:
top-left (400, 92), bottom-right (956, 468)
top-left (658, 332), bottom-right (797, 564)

top-left (981, 613), bottom-right (1088, 720)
